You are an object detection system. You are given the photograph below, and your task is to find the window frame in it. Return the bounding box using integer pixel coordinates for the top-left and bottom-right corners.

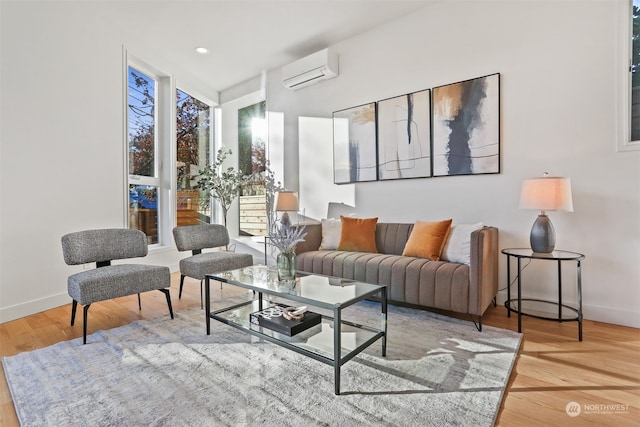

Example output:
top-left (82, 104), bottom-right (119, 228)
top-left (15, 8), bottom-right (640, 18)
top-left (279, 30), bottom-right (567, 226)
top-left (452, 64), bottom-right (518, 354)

top-left (125, 54), bottom-right (174, 247)
top-left (617, 0), bottom-right (640, 152)
top-left (174, 84), bottom-right (216, 226)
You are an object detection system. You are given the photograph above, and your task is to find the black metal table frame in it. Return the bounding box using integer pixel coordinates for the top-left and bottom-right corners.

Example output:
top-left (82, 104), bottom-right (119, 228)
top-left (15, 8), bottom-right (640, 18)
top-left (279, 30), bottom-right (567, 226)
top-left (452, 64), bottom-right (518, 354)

top-left (502, 248), bottom-right (584, 341)
top-left (204, 273), bottom-right (388, 395)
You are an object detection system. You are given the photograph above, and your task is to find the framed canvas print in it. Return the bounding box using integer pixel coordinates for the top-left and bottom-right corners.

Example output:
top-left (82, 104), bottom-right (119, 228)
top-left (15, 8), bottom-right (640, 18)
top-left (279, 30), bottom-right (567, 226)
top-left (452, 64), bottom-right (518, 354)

top-left (376, 89), bottom-right (431, 180)
top-left (333, 103), bottom-right (378, 184)
top-left (432, 73), bottom-right (500, 177)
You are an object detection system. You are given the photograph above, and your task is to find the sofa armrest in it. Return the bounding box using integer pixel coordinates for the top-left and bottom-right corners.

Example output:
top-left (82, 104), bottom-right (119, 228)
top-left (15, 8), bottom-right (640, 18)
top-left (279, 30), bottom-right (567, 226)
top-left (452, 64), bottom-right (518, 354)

top-left (468, 226), bottom-right (499, 316)
top-left (294, 223), bottom-right (322, 254)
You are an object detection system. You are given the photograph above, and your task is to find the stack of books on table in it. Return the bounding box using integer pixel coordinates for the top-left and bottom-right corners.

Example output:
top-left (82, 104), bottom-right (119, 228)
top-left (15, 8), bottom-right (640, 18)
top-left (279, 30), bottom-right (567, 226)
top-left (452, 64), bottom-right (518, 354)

top-left (250, 303), bottom-right (321, 336)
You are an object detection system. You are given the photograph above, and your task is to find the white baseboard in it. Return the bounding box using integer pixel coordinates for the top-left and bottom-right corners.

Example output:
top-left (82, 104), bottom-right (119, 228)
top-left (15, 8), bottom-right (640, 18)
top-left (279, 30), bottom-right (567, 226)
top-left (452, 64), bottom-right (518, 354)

top-left (1, 265), bottom-right (182, 324)
top-left (0, 292), bottom-right (70, 324)
top-left (5, 287), bottom-right (637, 328)
top-left (495, 291), bottom-right (640, 329)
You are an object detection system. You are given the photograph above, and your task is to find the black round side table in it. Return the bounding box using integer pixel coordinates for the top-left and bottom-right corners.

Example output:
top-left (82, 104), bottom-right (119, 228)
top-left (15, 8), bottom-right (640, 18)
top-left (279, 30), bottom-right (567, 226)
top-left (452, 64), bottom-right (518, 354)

top-left (501, 248), bottom-right (585, 341)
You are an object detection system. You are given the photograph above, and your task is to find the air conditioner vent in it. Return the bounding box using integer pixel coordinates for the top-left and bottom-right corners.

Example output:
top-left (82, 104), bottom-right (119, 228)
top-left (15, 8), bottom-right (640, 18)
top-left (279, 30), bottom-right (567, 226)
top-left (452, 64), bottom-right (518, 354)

top-left (282, 48), bottom-right (338, 90)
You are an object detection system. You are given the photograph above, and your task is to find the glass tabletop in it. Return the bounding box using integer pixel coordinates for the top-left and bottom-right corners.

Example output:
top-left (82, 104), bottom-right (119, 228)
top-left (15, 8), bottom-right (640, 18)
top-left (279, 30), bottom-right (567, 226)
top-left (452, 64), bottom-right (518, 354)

top-left (207, 265), bottom-right (385, 309)
top-left (501, 248), bottom-right (585, 260)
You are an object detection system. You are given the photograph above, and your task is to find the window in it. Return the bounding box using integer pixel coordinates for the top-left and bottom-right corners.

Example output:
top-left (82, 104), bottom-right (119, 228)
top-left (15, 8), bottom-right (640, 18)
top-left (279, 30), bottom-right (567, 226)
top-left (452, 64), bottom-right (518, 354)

top-left (127, 66), bottom-right (161, 244)
top-left (631, 1), bottom-right (640, 140)
top-left (617, 0), bottom-right (640, 151)
top-left (176, 89), bottom-right (212, 226)
top-left (127, 55), bottom-right (216, 245)
top-left (238, 101), bottom-right (267, 236)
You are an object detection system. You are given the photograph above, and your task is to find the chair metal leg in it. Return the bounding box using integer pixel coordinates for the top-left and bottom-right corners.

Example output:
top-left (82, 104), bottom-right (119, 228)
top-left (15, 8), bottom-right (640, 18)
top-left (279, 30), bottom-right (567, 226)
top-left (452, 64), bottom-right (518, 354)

top-left (71, 300), bottom-right (78, 326)
top-left (82, 304), bottom-right (91, 344)
top-left (159, 289), bottom-right (174, 319)
top-left (179, 275), bottom-right (185, 299)
top-left (199, 280), bottom-right (204, 309)
top-left (137, 293), bottom-right (141, 310)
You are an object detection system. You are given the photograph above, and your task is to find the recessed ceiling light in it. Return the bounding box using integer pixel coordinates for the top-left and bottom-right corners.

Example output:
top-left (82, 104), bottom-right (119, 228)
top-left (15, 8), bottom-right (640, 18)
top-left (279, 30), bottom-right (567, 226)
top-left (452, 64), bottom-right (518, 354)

top-left (195, 47), bottom-right (209, 54)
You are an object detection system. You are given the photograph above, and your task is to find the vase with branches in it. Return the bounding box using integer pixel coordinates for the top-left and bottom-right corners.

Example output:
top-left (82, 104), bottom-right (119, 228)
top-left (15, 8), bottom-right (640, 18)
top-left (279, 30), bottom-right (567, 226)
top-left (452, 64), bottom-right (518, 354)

top-left (196, 148), bottom-right (243, 227)
top-left (269, 221), bottom-right (307, 280)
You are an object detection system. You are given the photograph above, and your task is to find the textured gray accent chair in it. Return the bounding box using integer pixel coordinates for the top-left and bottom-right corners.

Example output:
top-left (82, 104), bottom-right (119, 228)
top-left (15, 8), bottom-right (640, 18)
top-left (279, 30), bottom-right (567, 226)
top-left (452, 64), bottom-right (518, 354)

top-left (61, 228), bottom-right (174, 344)
top-left (173, 224), bottom-right (253, 307)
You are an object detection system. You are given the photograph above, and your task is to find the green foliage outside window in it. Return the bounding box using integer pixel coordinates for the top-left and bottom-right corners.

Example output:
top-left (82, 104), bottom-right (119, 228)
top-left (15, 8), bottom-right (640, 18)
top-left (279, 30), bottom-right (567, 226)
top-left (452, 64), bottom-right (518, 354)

top-left (197, 149), bottom-right (243, 227)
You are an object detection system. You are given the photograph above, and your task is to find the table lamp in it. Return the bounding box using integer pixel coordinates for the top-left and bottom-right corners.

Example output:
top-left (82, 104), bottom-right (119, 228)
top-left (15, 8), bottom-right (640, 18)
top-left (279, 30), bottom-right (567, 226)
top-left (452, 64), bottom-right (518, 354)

top-left (519, 173), bottom-right (573, 253)
top-left (275, 191), bottom-right (299, 226)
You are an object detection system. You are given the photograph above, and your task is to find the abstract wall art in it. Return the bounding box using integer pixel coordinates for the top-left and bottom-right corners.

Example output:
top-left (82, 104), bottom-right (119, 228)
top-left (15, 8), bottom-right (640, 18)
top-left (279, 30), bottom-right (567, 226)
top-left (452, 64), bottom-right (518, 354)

top-left (432, 73), bottom-right (500, 177)
top-left (376, 89), bottom-right (432, 180)
top-left (333, 103), bottom-right (378, 184)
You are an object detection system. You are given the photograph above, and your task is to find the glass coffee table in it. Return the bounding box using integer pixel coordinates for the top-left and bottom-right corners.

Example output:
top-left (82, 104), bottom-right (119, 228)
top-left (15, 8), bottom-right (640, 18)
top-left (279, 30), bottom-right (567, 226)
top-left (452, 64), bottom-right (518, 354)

top-left (204, 265), bottom-right (387, 395)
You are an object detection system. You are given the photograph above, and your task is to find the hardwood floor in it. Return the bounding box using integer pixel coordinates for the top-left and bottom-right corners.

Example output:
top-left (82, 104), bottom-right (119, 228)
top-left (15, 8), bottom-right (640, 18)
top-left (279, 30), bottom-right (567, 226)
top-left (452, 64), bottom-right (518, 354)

top-left (1, 272), bottom-right (638, 426)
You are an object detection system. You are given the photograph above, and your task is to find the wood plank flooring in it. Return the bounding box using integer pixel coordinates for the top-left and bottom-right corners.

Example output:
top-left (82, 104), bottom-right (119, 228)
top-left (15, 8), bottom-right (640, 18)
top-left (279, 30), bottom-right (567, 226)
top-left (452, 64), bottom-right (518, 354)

top-left (1, 272), bottom-right (638, 426)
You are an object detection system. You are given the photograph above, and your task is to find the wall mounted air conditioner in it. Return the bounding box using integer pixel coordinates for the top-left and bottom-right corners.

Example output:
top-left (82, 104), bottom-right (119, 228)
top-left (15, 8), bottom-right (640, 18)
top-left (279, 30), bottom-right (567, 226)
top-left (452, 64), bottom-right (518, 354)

top-left (282, 48), bottom-right (338, 90)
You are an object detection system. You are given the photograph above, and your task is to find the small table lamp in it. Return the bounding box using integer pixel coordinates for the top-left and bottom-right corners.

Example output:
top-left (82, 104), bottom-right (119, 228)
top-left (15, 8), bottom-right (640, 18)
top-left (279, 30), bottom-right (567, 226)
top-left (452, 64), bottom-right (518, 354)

top-left (519, 173), bottom-right (573, 253)
top-left (275, 191), bottom-right (299, 226)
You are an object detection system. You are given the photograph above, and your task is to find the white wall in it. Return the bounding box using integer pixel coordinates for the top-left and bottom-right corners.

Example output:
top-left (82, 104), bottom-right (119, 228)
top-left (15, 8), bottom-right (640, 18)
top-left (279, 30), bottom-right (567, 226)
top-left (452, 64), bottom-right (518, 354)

top-left (2, 0), bottom-right (639, 328)
top-left (298, 117), bottom-right (355, 220)
top-left (0, 2), bottom-right (217, 322)
top-left (268, 1), bottom-right (640, 327)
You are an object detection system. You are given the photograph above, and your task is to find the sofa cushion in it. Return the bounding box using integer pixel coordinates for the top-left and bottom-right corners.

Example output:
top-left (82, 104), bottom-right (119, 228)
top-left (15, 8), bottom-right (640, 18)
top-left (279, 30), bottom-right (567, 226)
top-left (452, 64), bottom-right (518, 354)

top-left (337, 216), bottom-right (378, 253)
top-left (319, 218), bottom-right (341, 250)
top-left (441, 222), bottom-right (484, 265)
top-left (402, 219), bottom-right (452, 260)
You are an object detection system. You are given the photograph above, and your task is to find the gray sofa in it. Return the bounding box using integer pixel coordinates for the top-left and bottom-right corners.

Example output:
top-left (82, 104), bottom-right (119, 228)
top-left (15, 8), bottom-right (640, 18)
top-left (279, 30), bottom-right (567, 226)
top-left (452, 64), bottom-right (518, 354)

top-left (295, 223), bottom-right (499, 329)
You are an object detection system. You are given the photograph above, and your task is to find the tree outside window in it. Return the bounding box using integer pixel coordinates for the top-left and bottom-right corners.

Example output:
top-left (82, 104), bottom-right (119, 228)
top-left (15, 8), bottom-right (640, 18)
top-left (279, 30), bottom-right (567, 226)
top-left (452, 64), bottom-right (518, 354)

top-left (128, 67), bottom-right (159, 244)
top-left (176, 89), bottom-right (211, 225)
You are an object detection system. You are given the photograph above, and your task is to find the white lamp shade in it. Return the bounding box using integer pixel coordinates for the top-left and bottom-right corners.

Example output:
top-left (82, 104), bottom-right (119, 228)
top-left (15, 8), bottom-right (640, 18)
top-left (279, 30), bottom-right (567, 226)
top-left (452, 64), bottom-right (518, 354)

top-left (275, 191), bottom-right (299, 212)
top-left (519, 176), bottom-right (573, 212)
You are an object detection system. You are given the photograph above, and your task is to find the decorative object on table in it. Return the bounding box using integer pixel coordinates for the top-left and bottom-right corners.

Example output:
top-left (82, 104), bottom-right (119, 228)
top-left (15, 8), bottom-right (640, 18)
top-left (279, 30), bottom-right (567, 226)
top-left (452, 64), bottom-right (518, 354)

top-left (275, 191), bottom-right (299, 226)
top-left (282, 305), bottom-right (307, 321)
top-left (196, 148), bottom-right (243, 227)
top-left (377, 89), bottom-right (432, 180)
top-left (249, 303), bottom-right (321, 336)
top-left (268, 221), bottom-right (307, 281)
top-left (333, 102), bottom-right (378, 184)
top-left (432, 73), bottom-right (500, 177)
top-left (519, 172), bottom-right (573, 253)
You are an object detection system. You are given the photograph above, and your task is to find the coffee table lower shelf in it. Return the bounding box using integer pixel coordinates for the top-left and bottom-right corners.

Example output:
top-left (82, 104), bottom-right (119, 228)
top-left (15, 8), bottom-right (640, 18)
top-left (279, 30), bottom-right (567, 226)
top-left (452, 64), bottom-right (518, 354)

top-left (209, 299), bottom-right (385, 395)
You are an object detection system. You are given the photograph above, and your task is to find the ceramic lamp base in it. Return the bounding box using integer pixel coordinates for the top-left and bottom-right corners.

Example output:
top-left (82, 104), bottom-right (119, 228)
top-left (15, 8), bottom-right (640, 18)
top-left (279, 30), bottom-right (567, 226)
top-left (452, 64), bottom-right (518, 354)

top-left (530, 214), bottom-right (556, 253)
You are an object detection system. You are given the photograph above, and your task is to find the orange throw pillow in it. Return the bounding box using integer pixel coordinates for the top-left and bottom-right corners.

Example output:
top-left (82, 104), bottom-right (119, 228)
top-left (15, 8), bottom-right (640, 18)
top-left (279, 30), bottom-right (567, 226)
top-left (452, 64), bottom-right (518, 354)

top-left (402, 219), bottom-right (453, 260)
top-left (337, 216), bottom-right (379, 253)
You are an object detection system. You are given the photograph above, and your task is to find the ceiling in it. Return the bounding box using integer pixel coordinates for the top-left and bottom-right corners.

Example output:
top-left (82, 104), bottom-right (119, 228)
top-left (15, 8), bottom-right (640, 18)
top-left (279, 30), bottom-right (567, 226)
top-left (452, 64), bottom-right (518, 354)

top-left (99, 0), bottom-right (435, 94)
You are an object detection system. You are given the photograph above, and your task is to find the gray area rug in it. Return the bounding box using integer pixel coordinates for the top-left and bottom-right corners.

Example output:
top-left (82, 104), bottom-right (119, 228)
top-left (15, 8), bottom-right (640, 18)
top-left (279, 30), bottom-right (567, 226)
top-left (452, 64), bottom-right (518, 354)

top-left (3, 295), bottom-right (521, 426)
